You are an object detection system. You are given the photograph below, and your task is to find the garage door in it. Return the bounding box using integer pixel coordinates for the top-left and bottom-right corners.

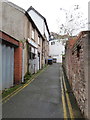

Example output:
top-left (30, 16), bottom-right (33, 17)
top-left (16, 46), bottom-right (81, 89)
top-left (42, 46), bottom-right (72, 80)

top-left (2, 44), bottom-right (14, 90)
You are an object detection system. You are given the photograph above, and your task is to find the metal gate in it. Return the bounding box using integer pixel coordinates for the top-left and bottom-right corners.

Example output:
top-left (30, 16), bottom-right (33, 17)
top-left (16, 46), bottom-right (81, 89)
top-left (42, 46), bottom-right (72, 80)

top-left (2, 44), bottom-right (14, 90)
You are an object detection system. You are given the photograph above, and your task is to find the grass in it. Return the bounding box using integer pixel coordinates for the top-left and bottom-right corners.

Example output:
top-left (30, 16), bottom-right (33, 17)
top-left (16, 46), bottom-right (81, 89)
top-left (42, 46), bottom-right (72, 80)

top-left (2, 64), bottom-right (48, 99)
top-left (2, 84), bottom-right (23, 98)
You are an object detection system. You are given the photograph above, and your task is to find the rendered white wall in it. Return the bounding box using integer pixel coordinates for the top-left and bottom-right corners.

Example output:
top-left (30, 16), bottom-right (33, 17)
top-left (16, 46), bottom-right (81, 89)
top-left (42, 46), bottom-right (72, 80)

top-left (28, 10), bottom-right (44, 35)
top-left (28, 10), bottom-right (49, 41)
top-left (45, 23), bottom-right (49, 41)
top-left (49, 39), bottom-right (65, 63)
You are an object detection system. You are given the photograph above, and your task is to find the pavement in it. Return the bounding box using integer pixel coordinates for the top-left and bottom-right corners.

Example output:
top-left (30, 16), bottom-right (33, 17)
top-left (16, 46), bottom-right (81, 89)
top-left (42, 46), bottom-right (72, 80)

top-left (2, 63), bottom-right (64, 118)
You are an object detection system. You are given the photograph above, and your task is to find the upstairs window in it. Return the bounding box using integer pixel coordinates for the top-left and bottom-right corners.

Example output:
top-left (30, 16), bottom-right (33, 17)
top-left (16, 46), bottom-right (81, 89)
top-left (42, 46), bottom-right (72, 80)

top-left (31, 28), bottom-right (35, 40)
top-left (38, 36), bottom-right (40, 45)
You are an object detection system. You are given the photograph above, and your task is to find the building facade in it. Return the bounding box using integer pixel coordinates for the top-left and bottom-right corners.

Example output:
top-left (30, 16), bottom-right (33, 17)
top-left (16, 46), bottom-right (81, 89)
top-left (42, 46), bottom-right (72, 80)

top-left (49, 39), bottom-right (65, 63)
top-left (27, 6), bottom-right (50, 64)
top-left (0, 0), bottom-right (49, 91)
top-left (1, 1), bottom-right (25, 90)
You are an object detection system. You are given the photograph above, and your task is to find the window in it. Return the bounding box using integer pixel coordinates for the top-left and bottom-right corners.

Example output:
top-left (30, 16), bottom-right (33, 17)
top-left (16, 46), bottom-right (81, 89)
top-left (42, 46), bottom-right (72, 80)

top-left (29, 52), bottom-right (35, 59)
top-left (51, 41), bottom-right (55, 45)
top-left (31, 28), bottom-right (35, 40)
top-left (38, 36), bottom-right (40, 45)
top-left (28, 46), bottom-right (35, 60)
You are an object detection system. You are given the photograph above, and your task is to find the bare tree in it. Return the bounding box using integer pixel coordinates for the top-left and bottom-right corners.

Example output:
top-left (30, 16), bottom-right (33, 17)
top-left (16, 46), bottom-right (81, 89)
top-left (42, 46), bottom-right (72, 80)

top-left (59, 5), bottom-right (87, 37)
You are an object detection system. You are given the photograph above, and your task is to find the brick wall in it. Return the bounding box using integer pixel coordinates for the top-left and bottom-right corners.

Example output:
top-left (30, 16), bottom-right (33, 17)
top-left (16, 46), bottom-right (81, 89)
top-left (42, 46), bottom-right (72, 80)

top-left (14, 42), bottom-right (22, 84)
top-left (63, 31), bottom-right (90, 118)
top-left (0, 31), bottom-right (23, 87)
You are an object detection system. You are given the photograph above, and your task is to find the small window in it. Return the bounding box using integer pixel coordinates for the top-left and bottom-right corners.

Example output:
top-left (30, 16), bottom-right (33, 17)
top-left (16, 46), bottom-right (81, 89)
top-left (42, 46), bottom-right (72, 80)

top-left (38, 36), bottom-right (40, 45)
top-left (31, 28), bottom-right (35, 40)
top-left (51, 42), bottom-right (55, 45)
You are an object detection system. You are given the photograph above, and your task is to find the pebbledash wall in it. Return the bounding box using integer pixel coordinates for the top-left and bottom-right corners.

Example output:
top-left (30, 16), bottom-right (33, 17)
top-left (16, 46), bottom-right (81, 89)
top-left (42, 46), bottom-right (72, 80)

top-left (62, 31), bottom-right (90, 119)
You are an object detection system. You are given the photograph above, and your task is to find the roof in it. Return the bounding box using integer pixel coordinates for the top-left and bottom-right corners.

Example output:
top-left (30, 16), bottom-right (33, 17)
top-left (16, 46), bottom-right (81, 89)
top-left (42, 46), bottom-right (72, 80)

top-left (27, 6), bottom-right (50, 35)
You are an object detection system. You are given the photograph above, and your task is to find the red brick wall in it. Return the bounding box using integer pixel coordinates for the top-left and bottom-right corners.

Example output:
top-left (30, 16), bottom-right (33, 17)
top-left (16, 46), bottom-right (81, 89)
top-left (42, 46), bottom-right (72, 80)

top-left (14, 42), bottom-right (22, 84)
top-left (0, 31), bottom-right (22, 85)
top-left (0, 31), bottom-right (19, 46)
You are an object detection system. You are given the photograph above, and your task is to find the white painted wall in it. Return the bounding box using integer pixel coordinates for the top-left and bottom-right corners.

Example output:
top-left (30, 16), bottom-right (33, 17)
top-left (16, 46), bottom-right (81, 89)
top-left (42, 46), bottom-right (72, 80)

top-left (44, 22), bottom-right (49, 41)
top-left (28, 9), bottom-right (49, 41)
top-left (28, 10), bottom-right (44, 35)
top-left (49, 39), bottom-right (65, 63)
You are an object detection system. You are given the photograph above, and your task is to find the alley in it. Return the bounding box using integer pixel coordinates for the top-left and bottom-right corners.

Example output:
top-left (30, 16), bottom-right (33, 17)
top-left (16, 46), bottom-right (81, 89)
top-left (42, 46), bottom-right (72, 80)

top-left (2, 64), bottom-right (64, 118)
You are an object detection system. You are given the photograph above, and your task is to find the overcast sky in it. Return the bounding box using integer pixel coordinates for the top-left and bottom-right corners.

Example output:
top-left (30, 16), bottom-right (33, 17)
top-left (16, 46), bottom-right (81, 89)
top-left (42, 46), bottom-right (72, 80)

top-left (8, 0), bottom-right (89, 34)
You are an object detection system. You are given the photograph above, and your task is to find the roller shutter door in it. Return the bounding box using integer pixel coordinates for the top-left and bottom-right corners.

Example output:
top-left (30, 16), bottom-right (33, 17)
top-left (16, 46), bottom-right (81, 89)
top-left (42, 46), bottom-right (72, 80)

top-left (2, 44), bottom-right (14, 90)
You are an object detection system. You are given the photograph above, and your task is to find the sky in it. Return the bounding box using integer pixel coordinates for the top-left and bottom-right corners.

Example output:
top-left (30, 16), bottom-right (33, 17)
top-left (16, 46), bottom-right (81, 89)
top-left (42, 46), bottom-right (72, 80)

top-left (8, 0), bottom-right (90, 34)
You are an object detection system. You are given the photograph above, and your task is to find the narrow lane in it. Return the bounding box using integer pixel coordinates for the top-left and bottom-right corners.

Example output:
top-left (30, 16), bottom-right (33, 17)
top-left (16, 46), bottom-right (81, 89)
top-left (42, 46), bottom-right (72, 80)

top-left (2, 63), bottom-right (64, 118)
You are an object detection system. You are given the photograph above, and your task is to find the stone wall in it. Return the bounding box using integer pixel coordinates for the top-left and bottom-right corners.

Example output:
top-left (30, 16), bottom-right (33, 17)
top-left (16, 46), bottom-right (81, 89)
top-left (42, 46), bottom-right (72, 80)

top-left (63, 31), bottom-right (90, 118)
top-left (71, 36), bottom-right (86, 115)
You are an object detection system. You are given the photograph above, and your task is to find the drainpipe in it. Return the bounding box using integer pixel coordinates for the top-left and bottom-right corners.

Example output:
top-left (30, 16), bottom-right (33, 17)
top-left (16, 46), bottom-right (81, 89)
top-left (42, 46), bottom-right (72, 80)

top-left (22, 43), bottom-right (25, 83)
top-left (0, 43), bottom-right (2, 92)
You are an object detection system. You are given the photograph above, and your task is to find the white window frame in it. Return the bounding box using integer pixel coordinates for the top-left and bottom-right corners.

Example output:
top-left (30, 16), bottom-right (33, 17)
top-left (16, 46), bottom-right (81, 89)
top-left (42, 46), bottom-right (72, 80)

top-left (38, 36), bottom-right (40, 45)
top-left (32, 29), bottom-right (35, 40)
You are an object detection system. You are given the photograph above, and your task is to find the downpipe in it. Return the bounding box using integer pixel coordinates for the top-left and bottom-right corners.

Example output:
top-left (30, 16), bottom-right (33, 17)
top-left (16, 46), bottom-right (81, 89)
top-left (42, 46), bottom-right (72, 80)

top-left (22, 47), bottom-right (24, 83)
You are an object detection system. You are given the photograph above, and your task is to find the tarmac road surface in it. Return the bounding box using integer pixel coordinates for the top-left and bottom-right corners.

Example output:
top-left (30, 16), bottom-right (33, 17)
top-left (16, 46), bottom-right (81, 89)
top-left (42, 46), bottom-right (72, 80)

top-left (2, 63), bottom-right (64, 118)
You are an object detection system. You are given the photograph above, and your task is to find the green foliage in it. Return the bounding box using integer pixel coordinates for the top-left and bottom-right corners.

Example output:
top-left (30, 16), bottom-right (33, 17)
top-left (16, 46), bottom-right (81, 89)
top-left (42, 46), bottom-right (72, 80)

top-left (24, 72), bottom-right (32, 82)
top-left (2, 84), bottom-right (22, 98)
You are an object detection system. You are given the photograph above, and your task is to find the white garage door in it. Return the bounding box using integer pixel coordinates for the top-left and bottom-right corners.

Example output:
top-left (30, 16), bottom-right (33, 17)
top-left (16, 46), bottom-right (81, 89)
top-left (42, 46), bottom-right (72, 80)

top-left (2, 44), bottom-right (14, 90)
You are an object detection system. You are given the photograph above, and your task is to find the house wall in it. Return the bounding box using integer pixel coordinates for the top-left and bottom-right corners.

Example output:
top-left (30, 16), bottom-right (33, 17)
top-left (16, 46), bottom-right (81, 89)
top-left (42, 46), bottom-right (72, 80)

top-left (0, 1), bottom-right (25, 89)
top-left (28, 10), bottom-right (50, 41)
top-left (1, 1), bottom-right (44, 77)
top-left (49, 39), bottom-right (65, 63)
top-left (23, 17), bottom-right (29, 75)
top-left (26, 19), bottom-right (44, 73)
top-left (44, 22), bottom-right (49, 41)
top-left (28, 10), bottom-right (44, 35)
top-left (2, 2), bottom-right (25, 41)
top-left (37, 37), bottom-right (43, 69)
top-left (28, 9), bottom-right (50, 63)
top-left (42, 40), bottom-right (45, 66)
top-left (1, 1), bottom-right (48, 90)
